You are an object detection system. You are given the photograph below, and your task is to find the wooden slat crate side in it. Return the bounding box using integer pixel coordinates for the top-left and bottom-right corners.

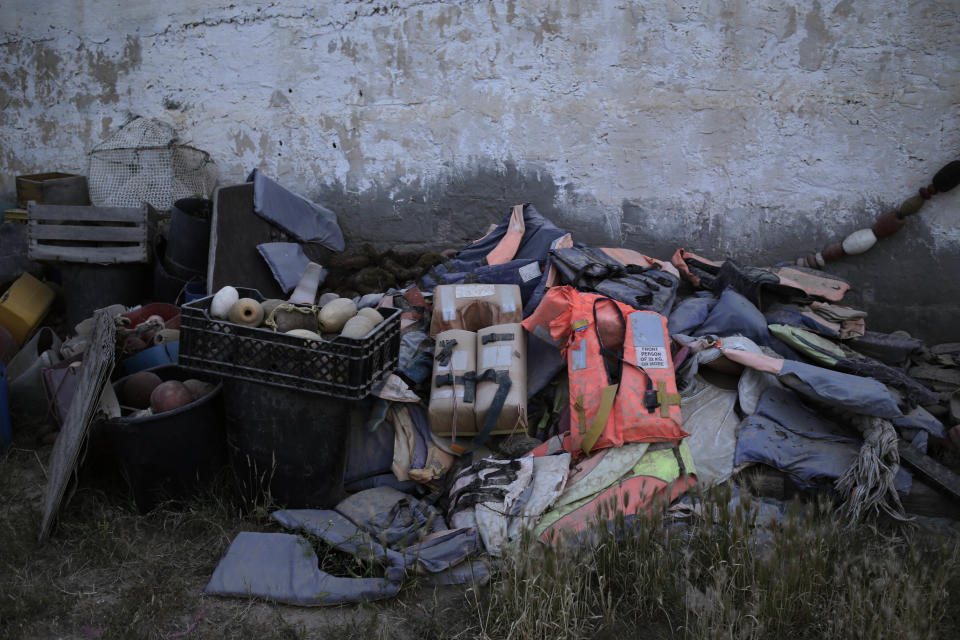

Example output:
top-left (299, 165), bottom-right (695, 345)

top-left (27, 203), bottom-right (147, 223)
top-left (29, 244), bottom-right (149, 264)
top-left (26, 203), bottom-right (150, 264)
top-left (28, 222), bottom-right (147, 242)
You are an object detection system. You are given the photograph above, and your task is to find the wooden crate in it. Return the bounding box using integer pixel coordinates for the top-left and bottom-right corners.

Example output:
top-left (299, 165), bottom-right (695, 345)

top-left (27, 203), bottom-right (149, 264)
top-left (16, 172), bottom-right (90, 207)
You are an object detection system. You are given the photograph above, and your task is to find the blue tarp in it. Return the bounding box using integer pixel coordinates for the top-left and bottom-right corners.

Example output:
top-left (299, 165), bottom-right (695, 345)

top-left (256, 242), bottom-right (314, 294)
top-left (248, 169), bottom-right (345, 251)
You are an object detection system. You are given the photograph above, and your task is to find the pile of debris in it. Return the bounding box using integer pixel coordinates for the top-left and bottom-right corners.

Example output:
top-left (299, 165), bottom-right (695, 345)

top-left (3, 122), bottom-right (960, 606)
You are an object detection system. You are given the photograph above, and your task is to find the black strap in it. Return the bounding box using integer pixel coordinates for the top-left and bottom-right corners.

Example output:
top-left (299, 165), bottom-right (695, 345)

top-left (435, 372), bottom-right (474, 404)
top-left (672, 446), bottom-right (687, 476)
top-left (435, 339), bottom-right (458, 366)
top-left (469, 369), bottom-right (512, 449)
top-left (591, 297), bottom-right (657, 413)
top-left (481, 332), bottom-right (515, 344)
top-left (435, 373), bottom-right (468, 387)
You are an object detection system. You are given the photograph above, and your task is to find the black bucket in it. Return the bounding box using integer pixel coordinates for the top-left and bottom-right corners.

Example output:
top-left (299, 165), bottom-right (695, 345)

top-left (152, 235), bottom-right (202, 304)
top-left (222, 378), bottom-right (351, 509)
top-left (59, 263), bottom-right (151, 329)
top-left (99, 365), bottom-right (226, 513)
top-left (165, 197), bottom-right (212, 275)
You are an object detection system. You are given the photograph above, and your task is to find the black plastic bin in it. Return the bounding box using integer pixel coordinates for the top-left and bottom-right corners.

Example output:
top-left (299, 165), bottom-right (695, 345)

top-left (222, 378), bottom-right (351, 509)
top-left (165, 197), bottom-right (212, 275)
top-left (59, 263), bottom-right (151, 329)
top-left (179, 287), bottom-right (401, 399)
top-left (99, 365), bottom-right (226, 513)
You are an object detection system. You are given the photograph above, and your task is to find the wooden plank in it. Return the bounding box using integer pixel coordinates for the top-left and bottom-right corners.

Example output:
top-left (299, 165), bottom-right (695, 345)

top-left (29, 244), bottom-right (148, 264)
top-left (208, 183), bottom-right (286, 298)
top-left (27, 202), bottom-right (146, 223)
top-left (903, 478), bottom-right (960, 520)
top-left (39, 311), bottom-right (115, 541)
top-left (28, 223), bottom-right (146, 242)
top-left (898, 439), bottom-right (960, 504)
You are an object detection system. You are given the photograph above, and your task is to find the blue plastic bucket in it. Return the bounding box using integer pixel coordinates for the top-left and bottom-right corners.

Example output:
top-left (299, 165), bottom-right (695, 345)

top-left (122, 341), bottom-right (179, 376)
top-left (183, 281), bottom-right (206, 304)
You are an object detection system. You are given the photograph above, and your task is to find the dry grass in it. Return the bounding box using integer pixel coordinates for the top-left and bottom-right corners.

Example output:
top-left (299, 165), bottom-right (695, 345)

top-left (468, 485), bottom-right (960, 640)
top-left (2, 447), bottom-right (959, 640)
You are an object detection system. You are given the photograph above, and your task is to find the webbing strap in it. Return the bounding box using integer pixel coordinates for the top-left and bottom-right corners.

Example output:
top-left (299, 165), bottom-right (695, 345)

top-left (470, 369), bottom-right (512, 449)
top-left (591, 297), bottom-right (657, 412)
top-left (480, 332), bottom-right (515, 344)
top-left (581, 383), bottom-right (618, 455)
top-left (435, 339), bottom-right (458, 366)
top-left (672, 446), bottom-right (687, 476)
top-left (434, 373), bottom-right (468, 387)
top-left (575, 395), bottom-right (588, 435)
top-left (656, 381), bottom-right (681, 418)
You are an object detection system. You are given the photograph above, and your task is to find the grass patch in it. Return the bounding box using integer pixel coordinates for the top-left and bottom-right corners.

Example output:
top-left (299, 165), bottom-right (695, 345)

top-left (466, 486), bottom-right (960, 640)
top-left (2, 446), bottom-right (959, 639)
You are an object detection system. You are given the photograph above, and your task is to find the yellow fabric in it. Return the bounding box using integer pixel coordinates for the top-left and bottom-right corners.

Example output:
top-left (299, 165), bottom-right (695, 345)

top-left (656, 381), bottom-right (682, 418)
top-left (582, 384), bottom-right (618, 455)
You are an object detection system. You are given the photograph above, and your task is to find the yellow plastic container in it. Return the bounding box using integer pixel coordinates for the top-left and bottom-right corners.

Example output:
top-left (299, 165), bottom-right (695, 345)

top-left (3, 208), bottom-right (27, 224)
top-left (0, 273), bottom-right (55, 346)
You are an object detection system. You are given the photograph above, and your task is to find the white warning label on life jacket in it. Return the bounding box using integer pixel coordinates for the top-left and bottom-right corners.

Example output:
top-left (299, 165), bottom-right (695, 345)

top-left (431, 388), bottom-right (465, 400)
top-left (630, 312), bottom-right (669, 369)
top-left (437, 350), bottom-right (469, 372)
top-left (518, 261), bottom-right (542, 282)
top-left (481, 344), bottom-right (513, 369)
top-left (570, 339), bottom-right (588, 371)
top-left (455, 284), bottom-right (495, 298)
top-left (636, 346), bottom-right (669, 369)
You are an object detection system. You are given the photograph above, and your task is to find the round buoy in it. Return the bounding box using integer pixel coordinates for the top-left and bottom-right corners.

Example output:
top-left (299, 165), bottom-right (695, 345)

top-left (228, 298), bottom-right (265, 327)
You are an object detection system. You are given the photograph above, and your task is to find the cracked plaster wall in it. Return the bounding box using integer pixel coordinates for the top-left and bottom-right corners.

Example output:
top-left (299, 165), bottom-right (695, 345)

top-left (1, 0), bottom-right (959, 340)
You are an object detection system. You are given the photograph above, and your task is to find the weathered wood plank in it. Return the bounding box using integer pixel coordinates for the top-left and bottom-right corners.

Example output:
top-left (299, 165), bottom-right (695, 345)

top-left (898, 439), bottom-right (960, 504)
top-left (39, 310), bottom-right (116, 541)
top-left (28, 244), bottom-right (148, 264)
top-left (208, 183), bottom-right (287, 297)
top-left (27, 202), bottom-right (146, 223)
top-left (903, 478), bottom-right (960, 520)
top-left (28, 223), bottom-right (146, 242)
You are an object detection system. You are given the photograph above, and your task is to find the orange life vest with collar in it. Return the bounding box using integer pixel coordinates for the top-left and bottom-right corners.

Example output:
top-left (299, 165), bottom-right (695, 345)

top-left (523, 286), bottom-right (687, 455)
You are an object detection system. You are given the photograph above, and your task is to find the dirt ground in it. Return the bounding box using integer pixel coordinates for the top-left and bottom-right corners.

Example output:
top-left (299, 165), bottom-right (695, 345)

top-left (0, 444), bottom-right (475, 640)
top-left (5, 431), bottom-right (960, 640)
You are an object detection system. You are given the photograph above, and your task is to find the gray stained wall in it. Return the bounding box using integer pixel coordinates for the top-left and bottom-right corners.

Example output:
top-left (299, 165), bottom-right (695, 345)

top-left (1, 1), bottom-right (958, 340)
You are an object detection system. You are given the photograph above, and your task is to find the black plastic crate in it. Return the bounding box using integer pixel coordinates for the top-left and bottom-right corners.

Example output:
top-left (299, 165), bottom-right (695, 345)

top-left (179, 288), bottom-right (400, 399)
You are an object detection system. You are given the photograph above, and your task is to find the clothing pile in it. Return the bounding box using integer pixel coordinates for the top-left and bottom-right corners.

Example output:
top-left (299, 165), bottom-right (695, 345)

top-left (206, 202), bottom-right (960, 605)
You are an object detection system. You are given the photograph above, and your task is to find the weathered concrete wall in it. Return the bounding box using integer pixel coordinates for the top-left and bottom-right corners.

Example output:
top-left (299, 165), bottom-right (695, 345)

top-left (1, 1), bottom-right (959, 340)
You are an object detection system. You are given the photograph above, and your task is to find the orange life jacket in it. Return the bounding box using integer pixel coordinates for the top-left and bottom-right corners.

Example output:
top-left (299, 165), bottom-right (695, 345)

top-left (523, 286), bottom-right (687, 455)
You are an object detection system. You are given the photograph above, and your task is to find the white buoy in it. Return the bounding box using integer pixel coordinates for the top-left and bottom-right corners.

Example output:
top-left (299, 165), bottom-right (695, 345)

top-left (210, 286), bottom-right (239, 319)
top-left (841, 228), bottom-right (878, 255)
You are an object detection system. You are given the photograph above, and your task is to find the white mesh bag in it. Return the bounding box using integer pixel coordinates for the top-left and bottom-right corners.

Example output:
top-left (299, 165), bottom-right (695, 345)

top-left (88, 116), bottom-right (216, 209)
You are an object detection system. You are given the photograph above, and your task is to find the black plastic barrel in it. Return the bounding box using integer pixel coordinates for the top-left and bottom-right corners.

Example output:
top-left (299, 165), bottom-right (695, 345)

top-left (165, 197), bottom-right (212, 275)
top-left (152, 234), bottom-right (200, 304)
top-left (222, 379), bottom-right (351, 509)
top-left (59, 263), bottom-right (151, 329)
top-left (100, 365), bottom-right (226, 513)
